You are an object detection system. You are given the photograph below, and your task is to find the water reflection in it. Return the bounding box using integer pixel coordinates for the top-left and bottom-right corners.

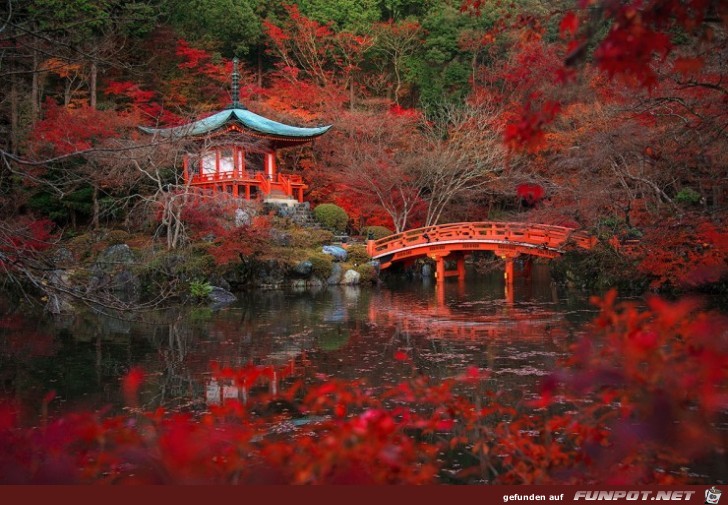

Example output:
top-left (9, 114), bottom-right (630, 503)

top-left (0, 265), bottom-right (600, 417)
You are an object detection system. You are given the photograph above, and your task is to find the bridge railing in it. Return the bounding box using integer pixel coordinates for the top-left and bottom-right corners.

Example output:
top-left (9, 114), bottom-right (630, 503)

top-left (368, 222), bottom-right (597, 257)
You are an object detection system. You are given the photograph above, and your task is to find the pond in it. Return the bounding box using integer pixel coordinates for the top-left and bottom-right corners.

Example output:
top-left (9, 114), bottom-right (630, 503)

top-left (1, 264), bottom-right (600, 421)
top-left (2, 263), bottom-right (727, 483)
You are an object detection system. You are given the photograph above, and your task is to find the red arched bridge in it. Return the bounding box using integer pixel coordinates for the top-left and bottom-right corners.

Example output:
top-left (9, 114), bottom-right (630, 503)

top-left (365, 222), bottom-right (599, 284)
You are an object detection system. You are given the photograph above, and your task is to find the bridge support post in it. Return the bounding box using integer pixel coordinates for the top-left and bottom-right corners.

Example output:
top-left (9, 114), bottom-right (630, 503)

top-left (435, 256), bottom-right (445, 282)
top-left (456, 254), bottom-right (466, 281)
top-left (504, 256), bottom-right (514, 286)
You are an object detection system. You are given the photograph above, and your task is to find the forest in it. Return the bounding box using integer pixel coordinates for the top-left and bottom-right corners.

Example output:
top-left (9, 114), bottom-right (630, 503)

top-left (0, 0), bottom-right (726, 299)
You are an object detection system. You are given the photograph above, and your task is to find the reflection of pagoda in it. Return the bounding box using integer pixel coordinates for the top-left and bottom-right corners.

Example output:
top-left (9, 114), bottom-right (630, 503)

top-left (140, 58), bottom-right (332, 203)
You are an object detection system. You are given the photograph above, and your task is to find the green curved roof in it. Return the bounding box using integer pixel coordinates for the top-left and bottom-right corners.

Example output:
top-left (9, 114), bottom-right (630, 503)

top-left (139, 108), bottom-right (332, 139)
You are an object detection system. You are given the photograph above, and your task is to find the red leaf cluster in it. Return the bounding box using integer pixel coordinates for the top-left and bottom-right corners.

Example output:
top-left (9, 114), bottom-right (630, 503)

top-left (504, 101), bottom-right (560, 153)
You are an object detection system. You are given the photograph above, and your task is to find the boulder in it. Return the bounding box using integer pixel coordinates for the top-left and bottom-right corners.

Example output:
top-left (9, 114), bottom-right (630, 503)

top-left (293, 260), bottom-right (313, 278)
top-left (90, 244), bottom-right (140, 302)
top-left (95, 244), bottom-right (135, 266)
top-left (208, 275), bottom-right (231, 292)
top-left (113, 269), bottom-right (141, 299)
top-left (52, 247), bottom-right (75, 268)
top-left (342, 269), bottom-right (361, 285)
top-left (327, 263), bottom-right (343, 285)
top-left (322, 245), bottom-right (348, 262)
top-left (208, 286), bottom-right (237, 304)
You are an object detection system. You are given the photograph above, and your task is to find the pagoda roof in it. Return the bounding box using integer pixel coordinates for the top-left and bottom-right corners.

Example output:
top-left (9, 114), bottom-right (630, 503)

top-left (139, 107), bottom-right (332, 140)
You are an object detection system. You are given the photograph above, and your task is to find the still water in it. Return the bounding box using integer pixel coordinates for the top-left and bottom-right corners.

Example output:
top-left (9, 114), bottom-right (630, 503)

top-left (0, 264), bottom-right (602, 421)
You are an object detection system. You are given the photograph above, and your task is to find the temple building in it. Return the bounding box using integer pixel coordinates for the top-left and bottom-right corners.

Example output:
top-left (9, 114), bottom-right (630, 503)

top-left (139, 59), bottom-right (331, 203)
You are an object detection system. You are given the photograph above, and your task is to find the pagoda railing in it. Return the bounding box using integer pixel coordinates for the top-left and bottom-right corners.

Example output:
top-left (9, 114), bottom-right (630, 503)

top-left (189, 171), bottom-right (307, 186)
top-left (367, 222), bottom-right (598, 260)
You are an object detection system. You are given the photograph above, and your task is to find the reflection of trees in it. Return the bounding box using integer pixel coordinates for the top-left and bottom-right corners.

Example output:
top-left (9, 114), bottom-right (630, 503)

top-left (1, 275), bottom-right (601, 419)
top-left (0, 306), bottom-right (157, 419)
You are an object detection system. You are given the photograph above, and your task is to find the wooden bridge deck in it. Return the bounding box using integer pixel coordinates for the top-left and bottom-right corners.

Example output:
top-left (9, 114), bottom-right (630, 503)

top-left (367, 222), bottom-right (596, 266)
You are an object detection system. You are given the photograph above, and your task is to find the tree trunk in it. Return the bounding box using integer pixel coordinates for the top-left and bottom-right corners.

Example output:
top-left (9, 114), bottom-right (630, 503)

top-left (349, 78), bottom-right (355, 111)
top-left (64, 80), bottom-right (72, 107)
top-left (31, 50), bottom-right (40, 122)
top-left (90, 60), bottom-right (97, 109)
top-left (257, 50), bottom-right (263, 100)
top-left (92, 185), bottom-right (100, 229)
top-left (9, 62), bottom-right (19, 154)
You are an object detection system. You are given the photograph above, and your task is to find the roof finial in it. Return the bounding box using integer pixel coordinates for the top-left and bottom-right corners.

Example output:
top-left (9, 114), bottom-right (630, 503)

top-left (231, 57), bottom-right (242, 109)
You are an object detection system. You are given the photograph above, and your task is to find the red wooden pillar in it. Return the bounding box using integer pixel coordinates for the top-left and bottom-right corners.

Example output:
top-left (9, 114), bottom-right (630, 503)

top-left (504, 255), bottom-right (514, 286)
top-left (456, 253), bottom-right (466, 281)
top-left (245, 185), bottom-right (251, 200)
top-left (182, 155), bottom-right (189, 184)
top-left (297, 187), bottom-right (304, 203)
top-left (502, 253), bottom-right (517, 303)
top-left (265, 152), bottom-right (277, 181)
top-left (435, 256), bottom-right (445, 282)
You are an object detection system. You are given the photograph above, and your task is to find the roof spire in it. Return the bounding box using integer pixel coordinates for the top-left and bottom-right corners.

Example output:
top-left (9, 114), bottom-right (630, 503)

top-left (231, 57), bottom-right (243, 109)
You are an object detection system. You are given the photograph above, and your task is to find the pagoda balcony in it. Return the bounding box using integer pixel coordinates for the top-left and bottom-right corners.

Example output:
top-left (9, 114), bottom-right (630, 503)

top-left (186, 170), bottom-right (307, 203)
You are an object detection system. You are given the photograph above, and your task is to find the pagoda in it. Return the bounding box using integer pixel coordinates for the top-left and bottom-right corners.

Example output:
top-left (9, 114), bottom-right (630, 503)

top-left (139, 58), bottom-right (331, 203)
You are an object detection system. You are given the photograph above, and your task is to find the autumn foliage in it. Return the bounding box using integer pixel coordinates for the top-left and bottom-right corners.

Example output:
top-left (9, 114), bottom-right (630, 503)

top-left (1, 292), bottom-right (726, 484)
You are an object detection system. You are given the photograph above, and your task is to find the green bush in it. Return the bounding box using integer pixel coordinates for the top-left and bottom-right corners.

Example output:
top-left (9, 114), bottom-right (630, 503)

top-left (361, 226), bottom-right (393, 240)
top-left (675, 188), bottom-right (701, 205)
top-left (189, 279), bottom-right (213, 300)
top-left (289, 227), bottom-right (335, 249)
top-left (355, 263), bottom-right (377, 284)
top-left (308, 251), bottom-right (334, 280)
top-left (346, 244), bottom-right (371, 265)
top-left (313, 203), bottom-right (349, 232)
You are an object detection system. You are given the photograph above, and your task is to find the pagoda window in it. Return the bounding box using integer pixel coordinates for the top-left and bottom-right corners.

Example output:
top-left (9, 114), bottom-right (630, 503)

top-left (201, 151), bottom-right (217, 175)
top-left (219, 148), bottom-right (235, 173)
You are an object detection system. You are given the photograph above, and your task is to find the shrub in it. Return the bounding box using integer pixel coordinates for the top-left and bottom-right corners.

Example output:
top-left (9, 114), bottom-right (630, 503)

top-left (346, 244), bottom-right (371, 265)
top-left (361, 225), bottom-right (393, 240)
top-left (189, 279), bottom-right (212, 300)
top-left (675, 187), bottom-right (701, 205)
top-left (313, 203), bottom-right (348, 232)
top-left (105, 229), bottom-right (130, 245)
top-left (288, 227), bottom-right (335, 249)
top-left (354, 263), bottom-right (377, 284)
top-left (308, 251), bottom-right (334, 280)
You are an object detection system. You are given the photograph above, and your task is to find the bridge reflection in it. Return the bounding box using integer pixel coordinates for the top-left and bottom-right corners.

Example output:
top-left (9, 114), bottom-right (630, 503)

top-left (203, 271), bottom-right (574, 407)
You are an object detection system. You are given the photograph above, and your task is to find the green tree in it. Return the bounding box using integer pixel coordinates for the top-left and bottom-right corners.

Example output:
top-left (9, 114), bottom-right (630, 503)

top-left (296, 0), bottom-right (380, 32)
top-left (167, 0), bottom-right (263, 57)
